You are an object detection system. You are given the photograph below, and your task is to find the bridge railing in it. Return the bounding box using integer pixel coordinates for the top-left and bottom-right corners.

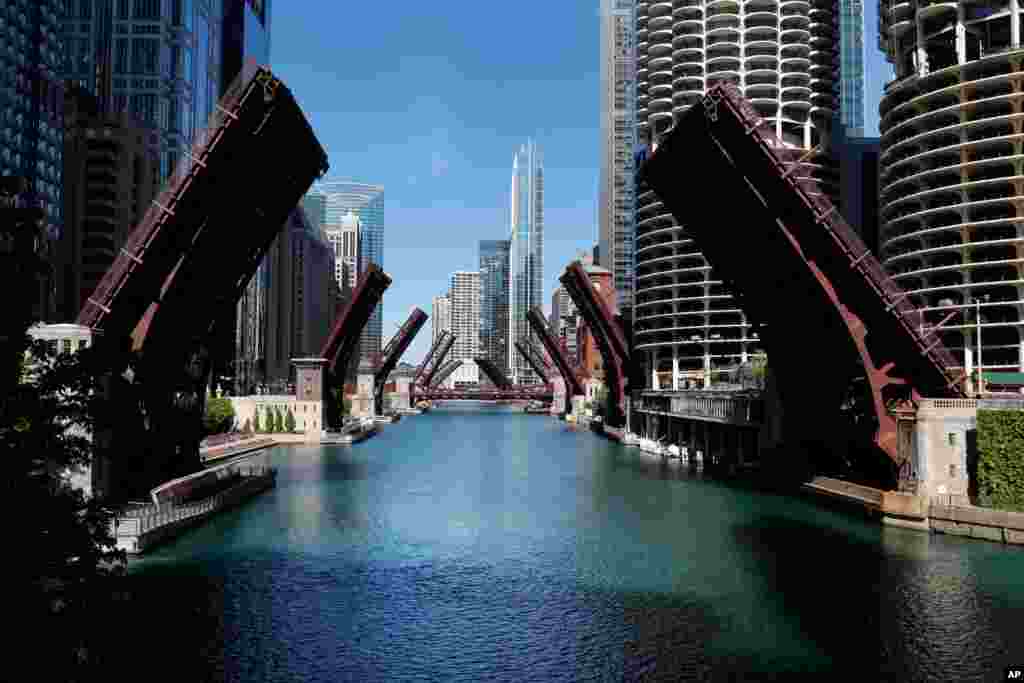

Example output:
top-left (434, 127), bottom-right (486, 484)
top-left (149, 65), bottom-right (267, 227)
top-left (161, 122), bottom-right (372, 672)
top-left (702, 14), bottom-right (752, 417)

top-left (637, 391), bottom-right (764, 424)
top-left (114, 466), bottom-right (275, 535)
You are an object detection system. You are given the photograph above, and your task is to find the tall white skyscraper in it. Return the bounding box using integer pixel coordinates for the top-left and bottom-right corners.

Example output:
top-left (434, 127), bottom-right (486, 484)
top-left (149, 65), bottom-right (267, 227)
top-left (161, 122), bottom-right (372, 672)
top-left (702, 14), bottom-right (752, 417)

top-left (633, 0), bottom-right (836, 388)
top-left (449, 271), bottom-right (481, 386)
top-left (508, 140), bottom-right (544, 385)
top-left (599, 0), bottom-right (637, 311)
top-left (323, 210), bottom-right (360, 291)
top-left (432, 294), bottom-right (451, 344)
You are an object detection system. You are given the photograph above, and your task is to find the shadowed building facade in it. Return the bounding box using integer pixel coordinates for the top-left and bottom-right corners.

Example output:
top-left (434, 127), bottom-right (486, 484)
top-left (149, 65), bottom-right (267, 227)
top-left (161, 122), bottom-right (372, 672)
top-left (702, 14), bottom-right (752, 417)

top-left (479, 239), bottom-right (510, 377)
top-left (57, 83), bottom-right (160, 323)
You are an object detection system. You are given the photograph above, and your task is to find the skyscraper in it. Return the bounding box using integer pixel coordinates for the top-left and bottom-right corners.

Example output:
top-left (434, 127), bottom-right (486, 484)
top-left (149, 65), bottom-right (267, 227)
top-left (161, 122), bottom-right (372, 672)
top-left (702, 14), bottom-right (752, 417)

top-left (479, 239), bottom-right (510, 376)
top-left (508, 140), bottom-right (544, 385)
top-left (301, 190), bottom-right (327, 235)
top-left (1, 0), bottom-right (66, 321)
top-left (313, 179), bottom-right (385, 360)
top-left (61, 0), bottom-right (226, 181)
top-left (323, 210), bottom-right (360, 291)
top-left (57, 84), bottom-right (160, 323)
top-left (633, 0), bottom-right (836, 389)
top-left (877, 0), bottom-right (1024, 384)
top-left (432, 294), bottom-right (451, 344)
top-left (449, 271), bottom-right (481, 386)
top-left (838, 0), bottom-right (865, 138)
top-left (219, 0), bottom-right (272, 393)
top-left (599, 0), bottom-right (637, 311)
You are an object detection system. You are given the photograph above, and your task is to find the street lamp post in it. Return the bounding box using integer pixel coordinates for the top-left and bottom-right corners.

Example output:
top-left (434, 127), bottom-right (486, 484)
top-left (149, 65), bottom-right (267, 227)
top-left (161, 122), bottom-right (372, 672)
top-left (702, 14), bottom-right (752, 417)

top-left (972, 294), bottom-right (989, 396)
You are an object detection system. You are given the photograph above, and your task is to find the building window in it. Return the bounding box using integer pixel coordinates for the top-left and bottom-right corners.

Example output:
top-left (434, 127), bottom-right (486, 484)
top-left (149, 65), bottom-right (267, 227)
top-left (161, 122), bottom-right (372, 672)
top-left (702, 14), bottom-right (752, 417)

top-left (62, 339), bottom-right (72, 355)
top-left (948, 432), bottom-right (957, 446)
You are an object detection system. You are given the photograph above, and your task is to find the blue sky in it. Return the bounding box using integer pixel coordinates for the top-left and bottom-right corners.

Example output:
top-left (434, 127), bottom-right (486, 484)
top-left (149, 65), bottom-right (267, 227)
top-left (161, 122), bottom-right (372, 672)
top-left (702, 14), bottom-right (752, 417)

top-left (270, 1), bottom-right (891, 365)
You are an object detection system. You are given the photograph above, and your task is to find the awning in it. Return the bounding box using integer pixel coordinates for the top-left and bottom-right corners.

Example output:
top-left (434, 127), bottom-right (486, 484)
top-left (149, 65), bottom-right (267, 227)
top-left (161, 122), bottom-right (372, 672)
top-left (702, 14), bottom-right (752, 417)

top-left (982, 371), bottom-right (1024, 386)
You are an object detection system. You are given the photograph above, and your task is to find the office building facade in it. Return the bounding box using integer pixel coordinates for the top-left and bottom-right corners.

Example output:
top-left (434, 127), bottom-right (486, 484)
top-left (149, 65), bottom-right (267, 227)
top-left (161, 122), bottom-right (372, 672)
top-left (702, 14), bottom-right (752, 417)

top-left (449, 270), bottom-right (481, 386)
top-left (508, 140), bottom-right (544, 385)
top-left (839, 0), bottom-right (865, 137)
top-left (599, 0), bottom-right (637, 311)
top-left (2, 0), bottom-right (65, 320)
top-left (314, 179), bottom-right (385, 360)
top-left (432, 294), bottom-right (451, 345)
top-left (479, 239), bottom-right (510, 375)
top-left (57, 83), bottom-right (160, 322)
top-left (256, 207), bottom-right (339, 393)
top-left (61, 0), bottom-right (225, 181)
top-left (878, 0), bottom-right (1024, 381)
top-left (633, 0), bottom-right (837, 389)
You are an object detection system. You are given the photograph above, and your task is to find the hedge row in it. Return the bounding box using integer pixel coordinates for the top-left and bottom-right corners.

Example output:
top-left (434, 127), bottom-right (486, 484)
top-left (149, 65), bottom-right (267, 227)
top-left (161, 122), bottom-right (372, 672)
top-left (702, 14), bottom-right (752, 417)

top-left (976, 409), bottom-right (1024, 512)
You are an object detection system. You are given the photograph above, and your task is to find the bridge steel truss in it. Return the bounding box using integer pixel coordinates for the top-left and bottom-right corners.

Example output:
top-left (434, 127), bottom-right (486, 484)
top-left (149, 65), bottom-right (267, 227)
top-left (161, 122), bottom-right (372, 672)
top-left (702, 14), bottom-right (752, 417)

top-left (374, 307), bottom-right (428, 415)
top-left (475, 357), bottom-right (512, 389)
top-left (427, 358), bottom-right (463, 389)
top-left (557, 264), bottom-right (631, 428)
top-left (526, 306), bottom-right (585, 399)
top-left (422, 334), bottom-right (456, 387)
top-left (514, 340), bottom-right (551, 384)
top-left (640, 83), bottom-right (965, 477)
top-left (413, 330), bottom-right (450, 388)
top-left (76, 62), bottom-right (329, 500)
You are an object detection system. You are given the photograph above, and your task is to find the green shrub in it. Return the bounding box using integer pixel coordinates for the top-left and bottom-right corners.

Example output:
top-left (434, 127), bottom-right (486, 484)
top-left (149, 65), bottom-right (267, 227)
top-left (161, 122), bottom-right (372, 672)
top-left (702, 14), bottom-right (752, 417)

top-left (266, 408), bottom-right (277, 434)
top-left (275, 408), bottom-right (284, 433)
top-left (203, 396), bottom-right (235, 434)
top-left (977, 409), bottom-right (1024, 512)
top-left (253, 409), bottom-right (262, 433)
top-left (285, 407), bottom-right (296, 432)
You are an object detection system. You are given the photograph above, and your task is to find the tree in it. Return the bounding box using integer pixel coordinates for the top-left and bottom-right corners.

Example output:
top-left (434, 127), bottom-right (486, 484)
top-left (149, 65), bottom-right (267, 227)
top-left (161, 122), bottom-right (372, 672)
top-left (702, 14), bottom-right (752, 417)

top-left (285, 407), bottom-right (296, 432)
top-left (11, 340), bottom-right (127, 676)
top-left (202, 396), bottom-right (235, 435)
top-left (274, 407), bottom-right (284, 433)
top-left (253, 408), bottom-right (262, 433)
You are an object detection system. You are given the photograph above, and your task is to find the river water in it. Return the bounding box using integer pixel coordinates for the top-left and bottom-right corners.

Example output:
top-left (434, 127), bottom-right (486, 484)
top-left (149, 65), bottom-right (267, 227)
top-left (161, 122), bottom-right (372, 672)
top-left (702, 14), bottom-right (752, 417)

top-left (118, 404), bottom-right (1023, 681)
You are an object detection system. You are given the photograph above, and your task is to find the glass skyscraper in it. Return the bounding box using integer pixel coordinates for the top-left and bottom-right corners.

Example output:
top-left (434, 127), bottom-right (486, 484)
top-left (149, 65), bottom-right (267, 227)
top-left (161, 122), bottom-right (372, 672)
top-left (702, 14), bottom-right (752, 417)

top-left (1, 0), bottom-right (65, 320)
top-left (839, 0), bottom-right (865, 137)
top-left (313, 179), bottom-right (385, 359)
top-left (61, 0), bottom-right (225, 180)
top-left (479, 239), bottom-right (510, 376)
top-left (508, 140), bottom-right (543, 385)
top-left (599, 0), bottom-right (636, 311)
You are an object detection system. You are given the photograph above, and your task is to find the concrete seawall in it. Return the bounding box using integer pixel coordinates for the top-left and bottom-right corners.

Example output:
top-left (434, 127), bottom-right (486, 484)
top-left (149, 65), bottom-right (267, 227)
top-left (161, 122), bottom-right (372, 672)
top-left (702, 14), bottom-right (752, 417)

top-left (113, 469), bottom-right (275, 554)
top-left (802, 476), bottom-right (1024, 546)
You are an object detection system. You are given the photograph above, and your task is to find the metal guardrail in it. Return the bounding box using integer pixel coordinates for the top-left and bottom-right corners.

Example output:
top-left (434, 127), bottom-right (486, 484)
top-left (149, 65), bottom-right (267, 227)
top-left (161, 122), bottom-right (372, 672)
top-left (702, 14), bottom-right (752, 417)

top-left (113, 467), bottom-right (275, 536)
top-left (636, 392), bottom-right (764, 424)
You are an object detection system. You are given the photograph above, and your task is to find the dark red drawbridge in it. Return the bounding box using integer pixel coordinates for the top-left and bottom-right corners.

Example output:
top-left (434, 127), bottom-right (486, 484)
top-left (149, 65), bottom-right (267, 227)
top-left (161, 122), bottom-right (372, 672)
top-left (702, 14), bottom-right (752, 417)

top-left (372, 307), bottom-right (427, 415)
top-left (514, 340), bottom-right (552, 384)
top-left (526, 306), bottom-right (585, 399)
top-left (414, 330), bottom-right (452, 388)
top-left (76, 62), bottom-right (329, 500)
top-left (320, 263), bottom-right (391, 375)
top-left (558, 264), bottom-right (630, 427)
top-left (475, 357), bottom-right (512, 389)
top-left (640, 84), bottom-right (966, 475)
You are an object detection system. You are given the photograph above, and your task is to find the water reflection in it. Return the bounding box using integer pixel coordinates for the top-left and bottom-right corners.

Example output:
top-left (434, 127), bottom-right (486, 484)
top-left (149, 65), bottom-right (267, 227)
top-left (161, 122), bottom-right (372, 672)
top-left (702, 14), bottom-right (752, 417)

top-left (108, 407), bottom-right (1024, 682)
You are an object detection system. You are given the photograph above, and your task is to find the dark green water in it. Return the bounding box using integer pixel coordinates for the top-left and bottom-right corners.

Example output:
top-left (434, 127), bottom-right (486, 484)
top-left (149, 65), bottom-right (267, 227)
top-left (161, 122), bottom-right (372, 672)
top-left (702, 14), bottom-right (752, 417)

top-left (118, 404), bottom-right (1023, 681)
